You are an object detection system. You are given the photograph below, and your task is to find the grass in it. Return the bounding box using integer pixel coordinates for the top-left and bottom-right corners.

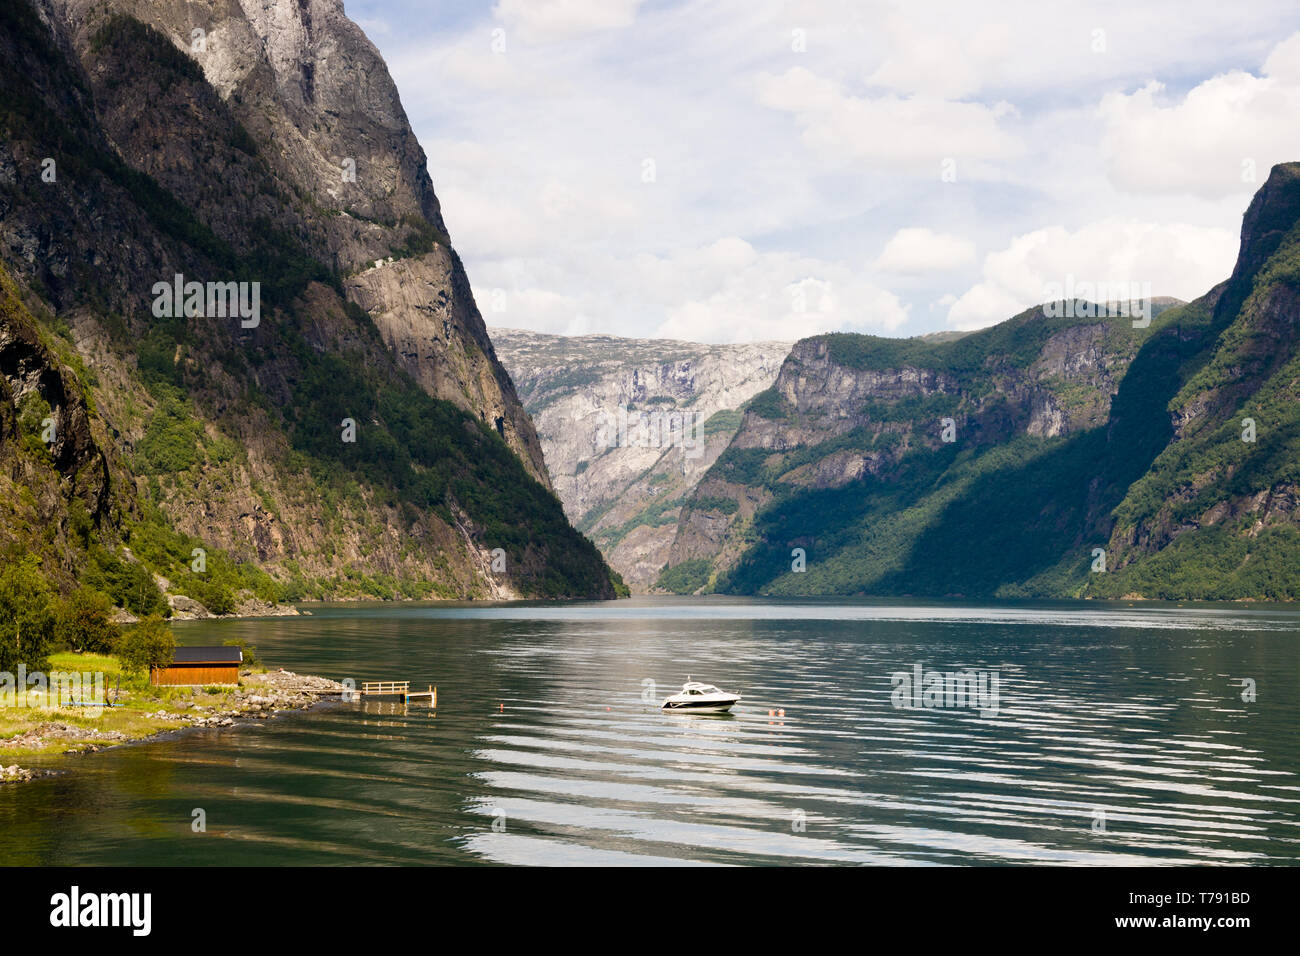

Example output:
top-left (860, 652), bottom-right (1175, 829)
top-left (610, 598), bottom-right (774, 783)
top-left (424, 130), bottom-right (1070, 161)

top-left (0, 650), bottom-right (259, 761)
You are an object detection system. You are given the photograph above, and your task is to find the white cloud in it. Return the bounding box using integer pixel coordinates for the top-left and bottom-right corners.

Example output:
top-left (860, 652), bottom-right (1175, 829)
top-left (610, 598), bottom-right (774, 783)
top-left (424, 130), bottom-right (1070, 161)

top-left (1100, 31), bottom-right (1300, 198)
top-left (866, 16), bottom-right (1012, 99)
top-left (492, 0), bottom-right (644, 44)
top-left (755, 67), bottom-right (1022, 172)
top-left (476, 238), bottom-right (908, 343)
top-left (946, 220), bottom-right (1238, 329)
top-left (434, 45), bottom-right (532, 92)
top-left (873, 228), bottom-right (977, 274)
top-left (787, 0), bottom-right (1300, 100)
top-left (477, 286), bottom-right (599, 336)
top-left (1265, 30), bottom-right (1300, 83)
top-left (652, 240), bottom-right (909, 343)
top-left (364, 0), bottom-right (1300, 341)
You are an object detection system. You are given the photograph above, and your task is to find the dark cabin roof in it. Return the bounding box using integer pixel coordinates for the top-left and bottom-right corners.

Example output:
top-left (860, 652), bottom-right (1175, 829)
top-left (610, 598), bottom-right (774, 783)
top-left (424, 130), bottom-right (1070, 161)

top-left (170, 646), bottom-right (243, 665)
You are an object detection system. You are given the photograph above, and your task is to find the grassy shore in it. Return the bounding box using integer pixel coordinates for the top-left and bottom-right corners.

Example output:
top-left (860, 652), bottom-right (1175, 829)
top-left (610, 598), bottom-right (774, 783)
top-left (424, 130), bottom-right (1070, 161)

top-left (1, 651), bottom-right (345, 777)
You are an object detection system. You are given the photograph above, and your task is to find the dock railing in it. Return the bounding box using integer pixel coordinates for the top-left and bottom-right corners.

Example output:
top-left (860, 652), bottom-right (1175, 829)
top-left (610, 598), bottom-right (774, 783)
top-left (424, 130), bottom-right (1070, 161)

top-left (360, 681), bottom-right (409, 696)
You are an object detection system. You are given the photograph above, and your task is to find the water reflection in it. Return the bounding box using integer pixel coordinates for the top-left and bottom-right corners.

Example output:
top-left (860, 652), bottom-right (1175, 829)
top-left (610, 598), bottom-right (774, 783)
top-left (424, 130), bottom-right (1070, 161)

top-left (0, 598), bottom-right (1296, 865)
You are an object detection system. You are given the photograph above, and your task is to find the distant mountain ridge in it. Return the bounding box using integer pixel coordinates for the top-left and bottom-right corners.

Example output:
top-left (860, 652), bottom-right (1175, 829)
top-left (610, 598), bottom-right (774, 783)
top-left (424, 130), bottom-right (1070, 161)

top-left (658, 165), bottom-right (1300, 600)
top-left (492, 328), bottom-right (790, 591)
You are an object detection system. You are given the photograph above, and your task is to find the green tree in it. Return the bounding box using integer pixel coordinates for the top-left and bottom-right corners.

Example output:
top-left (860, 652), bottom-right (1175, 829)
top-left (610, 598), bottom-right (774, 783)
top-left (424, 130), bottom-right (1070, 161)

top-left (55, 586), bottom-right (120, 653)
top-left (115, 615), bottom-right (175, 676)
top-left (0, 556), bottom-right (56, 673)
top-left (655, 558), bottom-right (712, 595)
top-left (223, 637), bottom-right (257, 669)
top-left (85, 549), bottom-right (168, 617)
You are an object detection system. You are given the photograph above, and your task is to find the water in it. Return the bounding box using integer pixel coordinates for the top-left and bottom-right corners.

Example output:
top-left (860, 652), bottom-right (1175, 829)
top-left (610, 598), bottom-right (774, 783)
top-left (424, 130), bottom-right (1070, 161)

top-left (2, 598), bottom-right (1298, 865)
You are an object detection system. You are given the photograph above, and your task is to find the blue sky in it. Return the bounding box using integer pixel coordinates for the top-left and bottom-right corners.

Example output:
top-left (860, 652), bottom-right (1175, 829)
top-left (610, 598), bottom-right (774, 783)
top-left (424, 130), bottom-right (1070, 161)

top-left (343, 0), bottom-right (1300, 342)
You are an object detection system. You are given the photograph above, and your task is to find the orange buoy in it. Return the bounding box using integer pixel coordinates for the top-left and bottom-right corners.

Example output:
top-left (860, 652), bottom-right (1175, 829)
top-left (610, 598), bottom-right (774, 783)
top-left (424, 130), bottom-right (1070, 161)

top-left (778, 709), bottom-right (785, 717)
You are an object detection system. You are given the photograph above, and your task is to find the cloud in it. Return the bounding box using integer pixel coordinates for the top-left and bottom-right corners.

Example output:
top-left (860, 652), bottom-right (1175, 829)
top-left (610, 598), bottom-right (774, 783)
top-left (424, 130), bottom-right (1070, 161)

top-left (1100, 31), bottom-right (1300, 198)
top-left (492, 0), bottom-right (645, 44)
top-left (432, 45), bottom-right (535, 92)
top-left (873, 228), bottom-right (977, 274)
top-left (652, 239), bottom-right (909, 343)
top-left (754, 67), bottom-right (1021, 172)
top-left (367, 0), bottom-right (1300, 341)
top-left (477, 238), bottom-right (908, 343)
top-left (866, 16), bottom-right (1012, 99)
top-left (946, 219), bottom-right (1238, 329)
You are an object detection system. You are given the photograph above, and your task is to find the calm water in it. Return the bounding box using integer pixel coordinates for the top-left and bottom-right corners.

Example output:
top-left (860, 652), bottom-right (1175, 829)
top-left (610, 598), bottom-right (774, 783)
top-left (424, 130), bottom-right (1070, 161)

top-left (2, 598), bottom-right (1299, 866)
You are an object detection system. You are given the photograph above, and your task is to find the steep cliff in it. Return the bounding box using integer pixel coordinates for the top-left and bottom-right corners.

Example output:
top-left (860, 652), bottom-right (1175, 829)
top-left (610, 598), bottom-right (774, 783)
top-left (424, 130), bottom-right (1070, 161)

top-left (28, 0), bottom-right (549, 485)
top-left (0, 264), bottom-right (127, 582)
top-left (492, 329), bottom-right (790, 590)
top-left (1092, 163), bottom-right (1300, 598)
top-left (0, 0), bottom-right (615, 604)
top-left (662, 293), bottom-right (1187, 597)
top-left (665, 170), bottom-right (1300, 600)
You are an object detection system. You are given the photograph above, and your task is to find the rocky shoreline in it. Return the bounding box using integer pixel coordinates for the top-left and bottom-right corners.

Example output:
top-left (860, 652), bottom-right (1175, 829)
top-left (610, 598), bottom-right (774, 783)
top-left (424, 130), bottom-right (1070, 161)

top-left (109, 589), bottom-right (304, 624)
top-left (168, 595), bottom-right (304, 621)
top-left (0, 668), bottom-right (347, 784)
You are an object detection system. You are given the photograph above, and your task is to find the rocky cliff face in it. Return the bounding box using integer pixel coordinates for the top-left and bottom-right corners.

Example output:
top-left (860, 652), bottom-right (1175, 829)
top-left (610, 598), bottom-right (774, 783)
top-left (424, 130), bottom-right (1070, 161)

top-left (0, 0), bottom-right (613, 604)
top-left (26, 0), bottom-right (549, 485)
top-left (659, 168), bottom-right (1300, 602)
top-left (492, 329), bottom-right (790, 590)
top-left (346, 254), bottom-right (548, 485)
top-left (1096, 163), bottom-right (1300, 597)
top-left (0, 265), bottom-right (127, 587)
top-left (665, 307), bottom-right (1167, 589)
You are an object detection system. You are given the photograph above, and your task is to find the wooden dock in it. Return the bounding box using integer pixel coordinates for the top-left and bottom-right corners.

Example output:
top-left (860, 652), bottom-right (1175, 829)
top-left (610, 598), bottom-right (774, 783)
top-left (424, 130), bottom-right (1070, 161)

top-left (357, 681), bottom-right (437, 706)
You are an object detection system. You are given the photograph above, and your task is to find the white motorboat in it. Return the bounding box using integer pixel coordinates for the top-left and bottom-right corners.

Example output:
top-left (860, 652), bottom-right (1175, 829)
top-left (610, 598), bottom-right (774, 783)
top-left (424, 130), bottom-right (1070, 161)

top-left (661, 677), bottom-right (741, 714)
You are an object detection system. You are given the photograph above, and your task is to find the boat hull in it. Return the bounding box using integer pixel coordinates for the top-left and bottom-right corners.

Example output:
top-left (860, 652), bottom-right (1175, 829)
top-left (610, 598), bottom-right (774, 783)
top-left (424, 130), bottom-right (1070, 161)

top-left (661, 698), bottom-right (739, 714)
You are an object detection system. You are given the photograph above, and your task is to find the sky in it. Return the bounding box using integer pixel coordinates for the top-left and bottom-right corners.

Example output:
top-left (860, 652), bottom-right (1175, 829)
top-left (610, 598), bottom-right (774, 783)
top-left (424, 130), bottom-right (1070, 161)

top-left (343, 0), bottom-right (1300, 343)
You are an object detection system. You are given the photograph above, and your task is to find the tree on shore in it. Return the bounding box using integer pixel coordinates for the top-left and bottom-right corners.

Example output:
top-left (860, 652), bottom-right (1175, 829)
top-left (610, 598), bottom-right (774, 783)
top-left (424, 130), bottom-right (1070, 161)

top-left (54, 586), bottom-right (120, 653)
top-left (0, 556), bottom-right (56, 673)
top-left (116, 615), bottom-right (175, 677)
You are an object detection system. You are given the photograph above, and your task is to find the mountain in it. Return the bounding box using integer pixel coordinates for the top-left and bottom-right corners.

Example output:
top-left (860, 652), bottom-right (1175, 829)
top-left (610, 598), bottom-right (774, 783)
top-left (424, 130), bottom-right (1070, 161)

top-left (659, 297), bottom-right (1178, 594)
top-left (664, 170), bottom-right (1300, 601)
top-left (0, 0), bottom-right (618, 608)
top-left (492, 329), bottom-right (790, 590)
top-left (651, 220), bottom-right (1276, 600)
top-left (1091, 164), bottom-right (1300, 599)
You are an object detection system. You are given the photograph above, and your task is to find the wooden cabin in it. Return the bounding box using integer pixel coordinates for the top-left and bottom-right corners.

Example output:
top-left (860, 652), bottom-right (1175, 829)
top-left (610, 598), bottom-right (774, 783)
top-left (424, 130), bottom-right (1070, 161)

top-left (151, 646), bottom-right (243, 686)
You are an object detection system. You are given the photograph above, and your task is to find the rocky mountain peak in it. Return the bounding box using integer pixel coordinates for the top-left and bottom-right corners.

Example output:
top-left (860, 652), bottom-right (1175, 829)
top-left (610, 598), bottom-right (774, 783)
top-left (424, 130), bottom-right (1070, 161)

top-left (1232, 162), bottom-right (1300, 282)
top-left (0, 0), bottom-right (606, 598)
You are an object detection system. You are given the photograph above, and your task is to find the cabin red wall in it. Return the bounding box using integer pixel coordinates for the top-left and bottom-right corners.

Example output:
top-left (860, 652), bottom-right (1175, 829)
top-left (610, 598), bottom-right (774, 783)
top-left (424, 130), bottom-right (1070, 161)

top-left (151, 664), bottom-right (240, 686)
